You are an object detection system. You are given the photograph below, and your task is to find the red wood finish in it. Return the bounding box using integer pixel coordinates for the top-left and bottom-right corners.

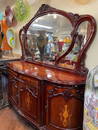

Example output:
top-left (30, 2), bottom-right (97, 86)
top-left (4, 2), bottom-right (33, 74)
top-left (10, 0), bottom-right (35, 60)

top-left (7, 61), bottom-right (86, 85)
top-left (7, 4), bottom-right (95, 130)
top-left (8, 67), bottom-right (43, 127)
top-left (45, 83), bottom-right (84, 130)
top-left (7, 61), bottom-right (85, 130)
top-left (19, 4), bottom-right (96, 74)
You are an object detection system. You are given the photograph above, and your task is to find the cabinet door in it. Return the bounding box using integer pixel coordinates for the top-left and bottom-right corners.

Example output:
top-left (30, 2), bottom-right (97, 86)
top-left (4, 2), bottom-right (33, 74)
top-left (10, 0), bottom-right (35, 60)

top-left (8, 77), bottom-right (18, 105)
top-left (19, 82), bottom-right (39, 123)
top-left (46, 84), bottom-right (84, 130)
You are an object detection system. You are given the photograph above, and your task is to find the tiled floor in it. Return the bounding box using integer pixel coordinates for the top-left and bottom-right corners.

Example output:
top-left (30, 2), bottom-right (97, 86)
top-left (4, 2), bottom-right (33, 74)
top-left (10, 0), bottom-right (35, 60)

top-left (0, 107), bottom-right (34, 130)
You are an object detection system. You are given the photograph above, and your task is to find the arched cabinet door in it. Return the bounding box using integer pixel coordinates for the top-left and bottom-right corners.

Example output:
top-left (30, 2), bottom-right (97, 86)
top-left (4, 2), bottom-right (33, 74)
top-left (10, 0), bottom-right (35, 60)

top-left (19, 83), bottom-right (39, 124)
top-left (45, 83), bottom-right (84, 130)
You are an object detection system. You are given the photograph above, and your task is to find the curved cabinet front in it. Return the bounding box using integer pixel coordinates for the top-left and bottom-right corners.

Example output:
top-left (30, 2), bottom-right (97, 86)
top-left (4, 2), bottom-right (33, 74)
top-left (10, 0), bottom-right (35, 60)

top-left (8, 69), bottom-right (43, 128)
top-left (7, 62), bottom-right (85, 130)
top-left (19, 84), bottom-right (39, 124)
top-left (45, 83), bottom-right (84, 130)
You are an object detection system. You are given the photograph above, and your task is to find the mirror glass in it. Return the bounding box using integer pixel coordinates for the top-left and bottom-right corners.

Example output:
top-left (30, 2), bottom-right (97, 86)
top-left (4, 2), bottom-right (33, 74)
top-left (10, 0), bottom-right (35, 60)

top-left (26, 13), bottom-right (73, 63)
top-left (77, 21), bottom-right (91, 49)
top-left (58, 21), bottom-right (91, 69)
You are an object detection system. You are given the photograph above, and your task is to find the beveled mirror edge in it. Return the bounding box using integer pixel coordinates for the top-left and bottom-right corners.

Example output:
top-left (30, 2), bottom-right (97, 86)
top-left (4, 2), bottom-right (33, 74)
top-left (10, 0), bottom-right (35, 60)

top-left (19, 4), bottom-right (96, 75)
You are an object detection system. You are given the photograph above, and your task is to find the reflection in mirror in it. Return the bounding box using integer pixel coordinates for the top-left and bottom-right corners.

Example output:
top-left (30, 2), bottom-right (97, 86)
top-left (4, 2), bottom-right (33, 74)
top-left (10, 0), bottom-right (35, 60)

top-left (58, 21), bottom-right (91, 69)
top-left (77, 21), bottom-right (91, 49)
top-left (26, 14), bottom-right (73, 63)
top-left (20, 30), bottom-right (25, 44)
top-left (20, 30), bottom-right (26, 57)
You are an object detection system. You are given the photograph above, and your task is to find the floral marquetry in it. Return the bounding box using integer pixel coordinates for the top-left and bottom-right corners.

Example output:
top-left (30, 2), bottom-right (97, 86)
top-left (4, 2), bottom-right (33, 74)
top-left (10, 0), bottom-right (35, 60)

top-left (59, 105), bottom-right (69, 127)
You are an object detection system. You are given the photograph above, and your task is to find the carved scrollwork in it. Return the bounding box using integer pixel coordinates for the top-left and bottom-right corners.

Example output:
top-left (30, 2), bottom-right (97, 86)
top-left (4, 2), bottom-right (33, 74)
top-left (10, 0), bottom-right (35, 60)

top-left (48, 87), bottom-right (58, 95)
top-left (35, 4), bottom-right (53, 16)
top-left (28, 86), bottom-right (38, 97)
top-left (68, 12), bottom-right (80, 26)
top-left (48, 85), bottom-right (84, 101)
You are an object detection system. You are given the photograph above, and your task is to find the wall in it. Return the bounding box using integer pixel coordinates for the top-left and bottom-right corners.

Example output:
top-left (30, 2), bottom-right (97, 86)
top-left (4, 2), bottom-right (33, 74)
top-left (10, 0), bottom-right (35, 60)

top-left (48, 0), bottom-right (98, 70)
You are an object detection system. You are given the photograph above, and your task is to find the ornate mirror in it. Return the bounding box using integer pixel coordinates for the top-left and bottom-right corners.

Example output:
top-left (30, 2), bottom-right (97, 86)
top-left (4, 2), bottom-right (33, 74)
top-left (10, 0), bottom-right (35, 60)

top-left (19, 4), bottom-right (96, 74)
top-left (27, 14), bottom-right (73, 62)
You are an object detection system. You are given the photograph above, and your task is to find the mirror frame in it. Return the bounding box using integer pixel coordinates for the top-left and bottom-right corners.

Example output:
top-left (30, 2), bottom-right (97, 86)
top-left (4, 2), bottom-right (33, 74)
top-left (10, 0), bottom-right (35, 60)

top-left (19, 4), bottom-right (96, 75)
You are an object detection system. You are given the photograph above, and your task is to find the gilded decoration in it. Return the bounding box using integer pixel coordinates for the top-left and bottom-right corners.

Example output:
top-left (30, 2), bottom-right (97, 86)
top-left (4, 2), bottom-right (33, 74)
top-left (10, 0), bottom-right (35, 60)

top-left (59, 105), bottom-right (70, 127)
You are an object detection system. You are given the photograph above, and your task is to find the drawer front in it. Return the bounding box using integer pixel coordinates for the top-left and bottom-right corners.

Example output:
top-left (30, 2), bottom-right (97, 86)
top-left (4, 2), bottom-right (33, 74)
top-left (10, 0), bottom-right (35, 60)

top-left (8, 70), bottom-right (39, 96)
top-left (19, 75), bottom-right (39, 87)
top-left (8, 69), bottom-right (39, 88)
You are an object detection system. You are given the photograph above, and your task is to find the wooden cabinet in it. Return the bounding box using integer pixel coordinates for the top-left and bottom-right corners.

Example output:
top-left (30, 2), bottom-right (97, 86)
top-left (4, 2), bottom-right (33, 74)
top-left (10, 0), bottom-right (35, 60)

top-left (7, 61), bottom-right (86, 130)
top-left (19, 86), bottom-right (38, 122)
top-left (18, 77), bottom-right (40, 124)
top-left (45, 83), bottom-right (84, 130)
top-left (7, 4), bottom-right (96, 130)
top-left (8, 69), bottom-right (43, 127)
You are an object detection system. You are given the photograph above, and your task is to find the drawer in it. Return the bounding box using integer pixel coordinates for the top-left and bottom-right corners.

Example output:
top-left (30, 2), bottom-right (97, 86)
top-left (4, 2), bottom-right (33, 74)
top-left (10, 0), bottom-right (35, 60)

top-left (19, 75), bottom-right (39, 87)
top-left (18, 76), bottom-right (39, 96)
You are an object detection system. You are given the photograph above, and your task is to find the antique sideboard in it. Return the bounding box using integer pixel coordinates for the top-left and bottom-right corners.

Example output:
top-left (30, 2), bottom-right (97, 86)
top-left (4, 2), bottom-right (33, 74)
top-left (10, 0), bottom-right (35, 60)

top-left (7, 4), bottom-right (96, 130)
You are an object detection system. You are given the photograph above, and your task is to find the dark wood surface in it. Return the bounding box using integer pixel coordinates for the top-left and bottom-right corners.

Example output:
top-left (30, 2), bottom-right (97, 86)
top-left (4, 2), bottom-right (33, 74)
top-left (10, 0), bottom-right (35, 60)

top-left (7, 4), bottom-right (95, 130)
top-left (7, 61), bottom-right (85, 130)
top-left (45, 83), bottom-right (84, 130)
top-left (7, 61), bottom-right (86, 85)
top-left (19, 4), bottom-right (96, 73)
